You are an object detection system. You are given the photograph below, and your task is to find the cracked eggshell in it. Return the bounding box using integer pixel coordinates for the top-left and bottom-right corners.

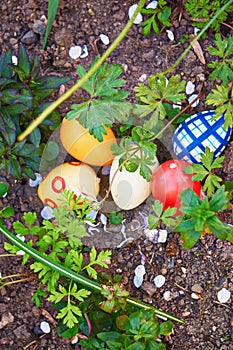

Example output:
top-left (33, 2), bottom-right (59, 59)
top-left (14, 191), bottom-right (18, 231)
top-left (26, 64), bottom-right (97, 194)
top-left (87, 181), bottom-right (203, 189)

top-left (172, 110), bottom-right (232, 163)
top-left (110, 153), bottom-right (159, 210)
top-left (38, 162), bottom-right (99, 208)
top-left (60, 118), bottom-right (117, 166)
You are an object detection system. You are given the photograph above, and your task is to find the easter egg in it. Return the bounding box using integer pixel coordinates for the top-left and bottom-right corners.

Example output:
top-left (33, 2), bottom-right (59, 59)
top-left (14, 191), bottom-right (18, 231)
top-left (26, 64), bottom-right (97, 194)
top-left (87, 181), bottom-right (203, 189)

top-left (110, 155), bottom-right (159, 210)
top-left (60, 118), bottom-right (117, 166)
top-left (172, 110), bottom-right (232, 163)
top-left (151, 159), bottom-right (201, 212)
top-left (38, 162), bottom-right (99, 208)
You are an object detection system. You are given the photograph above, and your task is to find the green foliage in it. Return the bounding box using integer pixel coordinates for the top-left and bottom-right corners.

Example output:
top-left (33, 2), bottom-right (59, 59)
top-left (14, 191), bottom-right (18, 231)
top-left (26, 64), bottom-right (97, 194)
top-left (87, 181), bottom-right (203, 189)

top-left (141, 0), bottom-right (171, 35)
top-left (207, 33), bottom-right (233, 86)
top-left (184, 147), bottom-right (224, 197)
top-left (111, 126), bottom-right (157, 181)
top-left (3, 190), bottom-right (112, 329)
top-left (0, 206), bottom-right (14, 226)
top-left (174, 186), bottom-right (233, 249)
top-left (80, 309), bottom-right (173, 350)
top-left (0, 45), bottom-right (68, 179)
top-left (43, 0), bottom-right (60, 49)
top-left (66, 57), bottom-right (131, 141)
top-left (99, 283), bottom-right (130, 313)
top-left (206, 83), bottom-right (233, 129)
top-left (134, 75), bottom-right (186, 131)
top-left (148, 200), bottom-right (177, 229)
top-left (184, 0), bottom-right (233, 32)
top-left (109, 211), bottom-right (124, 225)
top-left (0, 181), bottom-right (9, 197)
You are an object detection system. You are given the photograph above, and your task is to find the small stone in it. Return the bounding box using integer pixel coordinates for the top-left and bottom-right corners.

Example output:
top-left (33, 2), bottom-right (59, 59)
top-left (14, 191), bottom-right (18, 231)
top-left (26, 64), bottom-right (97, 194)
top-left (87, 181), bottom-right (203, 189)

top-left (134, 264), bottom-right (146, 277)
top-left (133, 275), bottom-right (143, 288)
top-left (138, 74), bottom-right (147, 82)
top-left (191, 284), bottom-right (203, 294)
top-left (141, 282), bottom-right (157, 297)
top-left (128, 4), bottom-right (143, 24)
top-left (146, 1), bottom-right (158, 9)
top-left (80, 44), bottom-right (88, 58)
top-left (163, 291), bottom-right (172, 301)
top-left (158, 229), bottom-right (167, 243)
top-left (217, 288), bottom-right (231, 303)
top-left (41, 206), bottom-right (54, 220)
top-left (166, 30), bottom-right (174, 41)
top-left (29, 173), bottom-right (42, 187)
top-left (181, 267), bottom-right (187, 274)
top-left (69, 45), bottom-right (82, 59)
top-left (191, 292), bottom-right (199, 300)
top-left (40, 321), bottom-right (51, 334)
top-left (188, 94), bottom-right (199, 107)
top-left (21, 30), bottom-right (39, 45)
top-left (70, 335), bottom-right (79, 344)
top-left (154, 275), bottom-right (166, 288)
top-left (0, 312), bottom-right (14, 329)
top-left (100, 34), bottom-right (110, 45)
top-left (12, 55), bottom-right (18, 65)
top-left (186, 81), bottom-right (195, 95)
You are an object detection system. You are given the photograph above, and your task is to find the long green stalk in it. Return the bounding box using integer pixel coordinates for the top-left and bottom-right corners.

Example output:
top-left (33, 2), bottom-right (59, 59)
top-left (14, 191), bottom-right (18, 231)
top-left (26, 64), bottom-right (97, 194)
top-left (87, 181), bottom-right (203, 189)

top-left (18, 0), bottom-right (147, 141)
top-left (0, 223), bottom-right (184, 324)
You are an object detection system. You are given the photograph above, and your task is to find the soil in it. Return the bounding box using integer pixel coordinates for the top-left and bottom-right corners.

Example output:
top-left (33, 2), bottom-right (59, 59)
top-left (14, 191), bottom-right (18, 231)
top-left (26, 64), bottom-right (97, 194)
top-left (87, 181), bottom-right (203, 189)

top-left (0, 1), bottom-right (233, 349)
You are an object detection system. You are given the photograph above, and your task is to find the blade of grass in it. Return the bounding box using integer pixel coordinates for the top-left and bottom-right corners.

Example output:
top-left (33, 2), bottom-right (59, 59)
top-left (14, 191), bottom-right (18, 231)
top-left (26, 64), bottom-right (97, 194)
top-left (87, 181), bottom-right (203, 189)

top-left (43, 0), bottom-right (60, 49)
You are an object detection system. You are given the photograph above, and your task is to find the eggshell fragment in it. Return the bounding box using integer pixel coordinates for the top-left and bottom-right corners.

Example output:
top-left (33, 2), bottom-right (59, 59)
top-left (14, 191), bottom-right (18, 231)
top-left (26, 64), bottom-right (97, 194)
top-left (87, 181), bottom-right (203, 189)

top-left (110, 154), bottom-right (159, 210)
top-left (128, 4), bottom-right (143, 24)
top-left (60, 118), bottom-right (117, 166)
top-left (100, 34), bottom-right (110, 45)
top-left (217, 288), bottom-right (231, 303)
top-left (38, 162), bottom-right (99, 208)
top-left (69, 46), bottom-right (82, 59)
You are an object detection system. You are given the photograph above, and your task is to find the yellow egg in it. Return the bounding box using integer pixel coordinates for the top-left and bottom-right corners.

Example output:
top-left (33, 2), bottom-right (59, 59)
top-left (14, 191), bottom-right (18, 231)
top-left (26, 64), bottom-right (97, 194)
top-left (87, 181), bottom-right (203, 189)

top-left (110, 155), bottom-right (159, 210)
top-left (38, 162), bottom-right (99, 208)
top-left (60, 118), bottom-right (117, 166)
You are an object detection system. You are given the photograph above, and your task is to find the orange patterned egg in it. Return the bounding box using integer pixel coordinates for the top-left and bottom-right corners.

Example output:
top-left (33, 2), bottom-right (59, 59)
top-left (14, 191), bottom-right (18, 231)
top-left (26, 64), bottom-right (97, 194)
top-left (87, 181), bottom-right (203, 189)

top-left (38, 162), bottom-right (99, 208)
top-left (60, 118), bottom-right (117, 166)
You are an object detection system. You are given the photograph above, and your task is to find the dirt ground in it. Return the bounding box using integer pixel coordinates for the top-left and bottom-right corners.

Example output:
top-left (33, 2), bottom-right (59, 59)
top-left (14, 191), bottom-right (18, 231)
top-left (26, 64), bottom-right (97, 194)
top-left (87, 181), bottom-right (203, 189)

top-left (0, 1), bottom-right (233, 349)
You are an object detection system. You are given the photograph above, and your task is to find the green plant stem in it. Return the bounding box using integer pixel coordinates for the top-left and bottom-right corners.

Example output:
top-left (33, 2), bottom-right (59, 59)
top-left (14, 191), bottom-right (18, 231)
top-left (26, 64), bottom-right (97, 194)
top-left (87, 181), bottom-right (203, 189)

top-left (152, 0), bottom-right (233, 78)
top-left (0, 223), bottom-right (184, 324)
top-left (18, 0), bottom-right (147, 142)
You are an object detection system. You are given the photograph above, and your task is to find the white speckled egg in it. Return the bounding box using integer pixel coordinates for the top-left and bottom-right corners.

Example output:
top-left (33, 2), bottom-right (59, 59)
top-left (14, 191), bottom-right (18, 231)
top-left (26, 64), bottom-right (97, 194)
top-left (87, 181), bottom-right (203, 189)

top-left (172, 110), bottom-right (231, 163)
top-left (110, 155), bottom-right (159, 210)
top-left (38, 162), bottom-right (99, 208)
top-left (60, 118), bottom-right (117, 166)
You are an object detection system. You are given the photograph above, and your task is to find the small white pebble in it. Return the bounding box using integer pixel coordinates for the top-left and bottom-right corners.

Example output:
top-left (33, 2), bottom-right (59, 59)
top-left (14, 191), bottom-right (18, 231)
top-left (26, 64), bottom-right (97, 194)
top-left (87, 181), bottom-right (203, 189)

top-left (87, 210), bottom-right (98, 221)
top-left (40, 321), bottom-right (51, 334)
top-left (186, 81), bottom-right (195, 95)
top-left (191, 292), bottom-right (199, 300)
top-left (100, 213), bottom-right (107, 226)
top-left (163, 290), bottom-right (172, 301)
top-left (217, 288), bottom-right (231, 303)
top-left (138, 74), bottom-right (147, 82)
top-left (158, 229), bottom-right (167, 243)
top-left (166, 30), bottom-right (174, 41)
top-left (100, 34), bottom-right (110, 45)
top-left (16, 250), bottom-right (25, 256)
top-left (128, 4), bottom-right (143, 24)
top-left (212, 326), bottom-right (217, 331)
top-left (69, 45), bottom-right (82, 59)
top-left (181, 267), bottom-right (187, 274)
top-left (188, 94), bottom-right (199, 107)
top-left (29, 173), bottom-right (42, 187)
top-left (16, 234), bottom-right (25, 242)
top-left (80, 44), bottom-right (88, 58)
top-left (154, 275), bottom-right (166, 288)
top-left (0, 272), bottom-right (2, 279)
top-left (134, 264), bottom-right (146, 277)
top-left (70, 335), bottom-right (79, 344)
top-left (133, 275), bottom-right (144, 288)
top-left (146, 1), bottom-right (158, 9)
top-left (194, 27), bottom-right (200, 35)
top-left (41, 206), bottom-right (54, 220)
top-left (12, 55), bottom-right (18, 65)
top-left (172, 103), bottom-right (182, 110)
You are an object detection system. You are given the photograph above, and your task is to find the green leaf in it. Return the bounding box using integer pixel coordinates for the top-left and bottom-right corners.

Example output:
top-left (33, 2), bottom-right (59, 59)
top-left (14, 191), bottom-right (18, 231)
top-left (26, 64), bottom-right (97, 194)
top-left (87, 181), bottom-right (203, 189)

top-left (180, 231), bottom-right (201, 249)
top-left (159, 320), bottom-right (173, 335)
top-left (209, 186), bottom-right (229, 212)
top-left (0, 182), bottom-right (9, 197)
top-left (43, 0), bottom-right (59, 49)
top-left (109, 211), bottom-right (124, 225)
top-left (17, 44), bottom-right (31, 77)
top-left (1, 206), bottom-right (14, 218)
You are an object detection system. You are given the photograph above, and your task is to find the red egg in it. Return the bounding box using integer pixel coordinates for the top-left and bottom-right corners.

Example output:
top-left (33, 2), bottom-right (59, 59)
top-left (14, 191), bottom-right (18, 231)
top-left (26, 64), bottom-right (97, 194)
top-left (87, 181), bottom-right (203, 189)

top-left (151, 159), bottom-right (201, 212)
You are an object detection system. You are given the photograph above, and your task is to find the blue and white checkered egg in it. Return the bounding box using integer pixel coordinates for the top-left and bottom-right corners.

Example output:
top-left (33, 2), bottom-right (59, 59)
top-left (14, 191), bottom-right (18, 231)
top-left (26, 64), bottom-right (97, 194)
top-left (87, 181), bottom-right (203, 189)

top-left (172, 110), bottom-right (232, 163)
